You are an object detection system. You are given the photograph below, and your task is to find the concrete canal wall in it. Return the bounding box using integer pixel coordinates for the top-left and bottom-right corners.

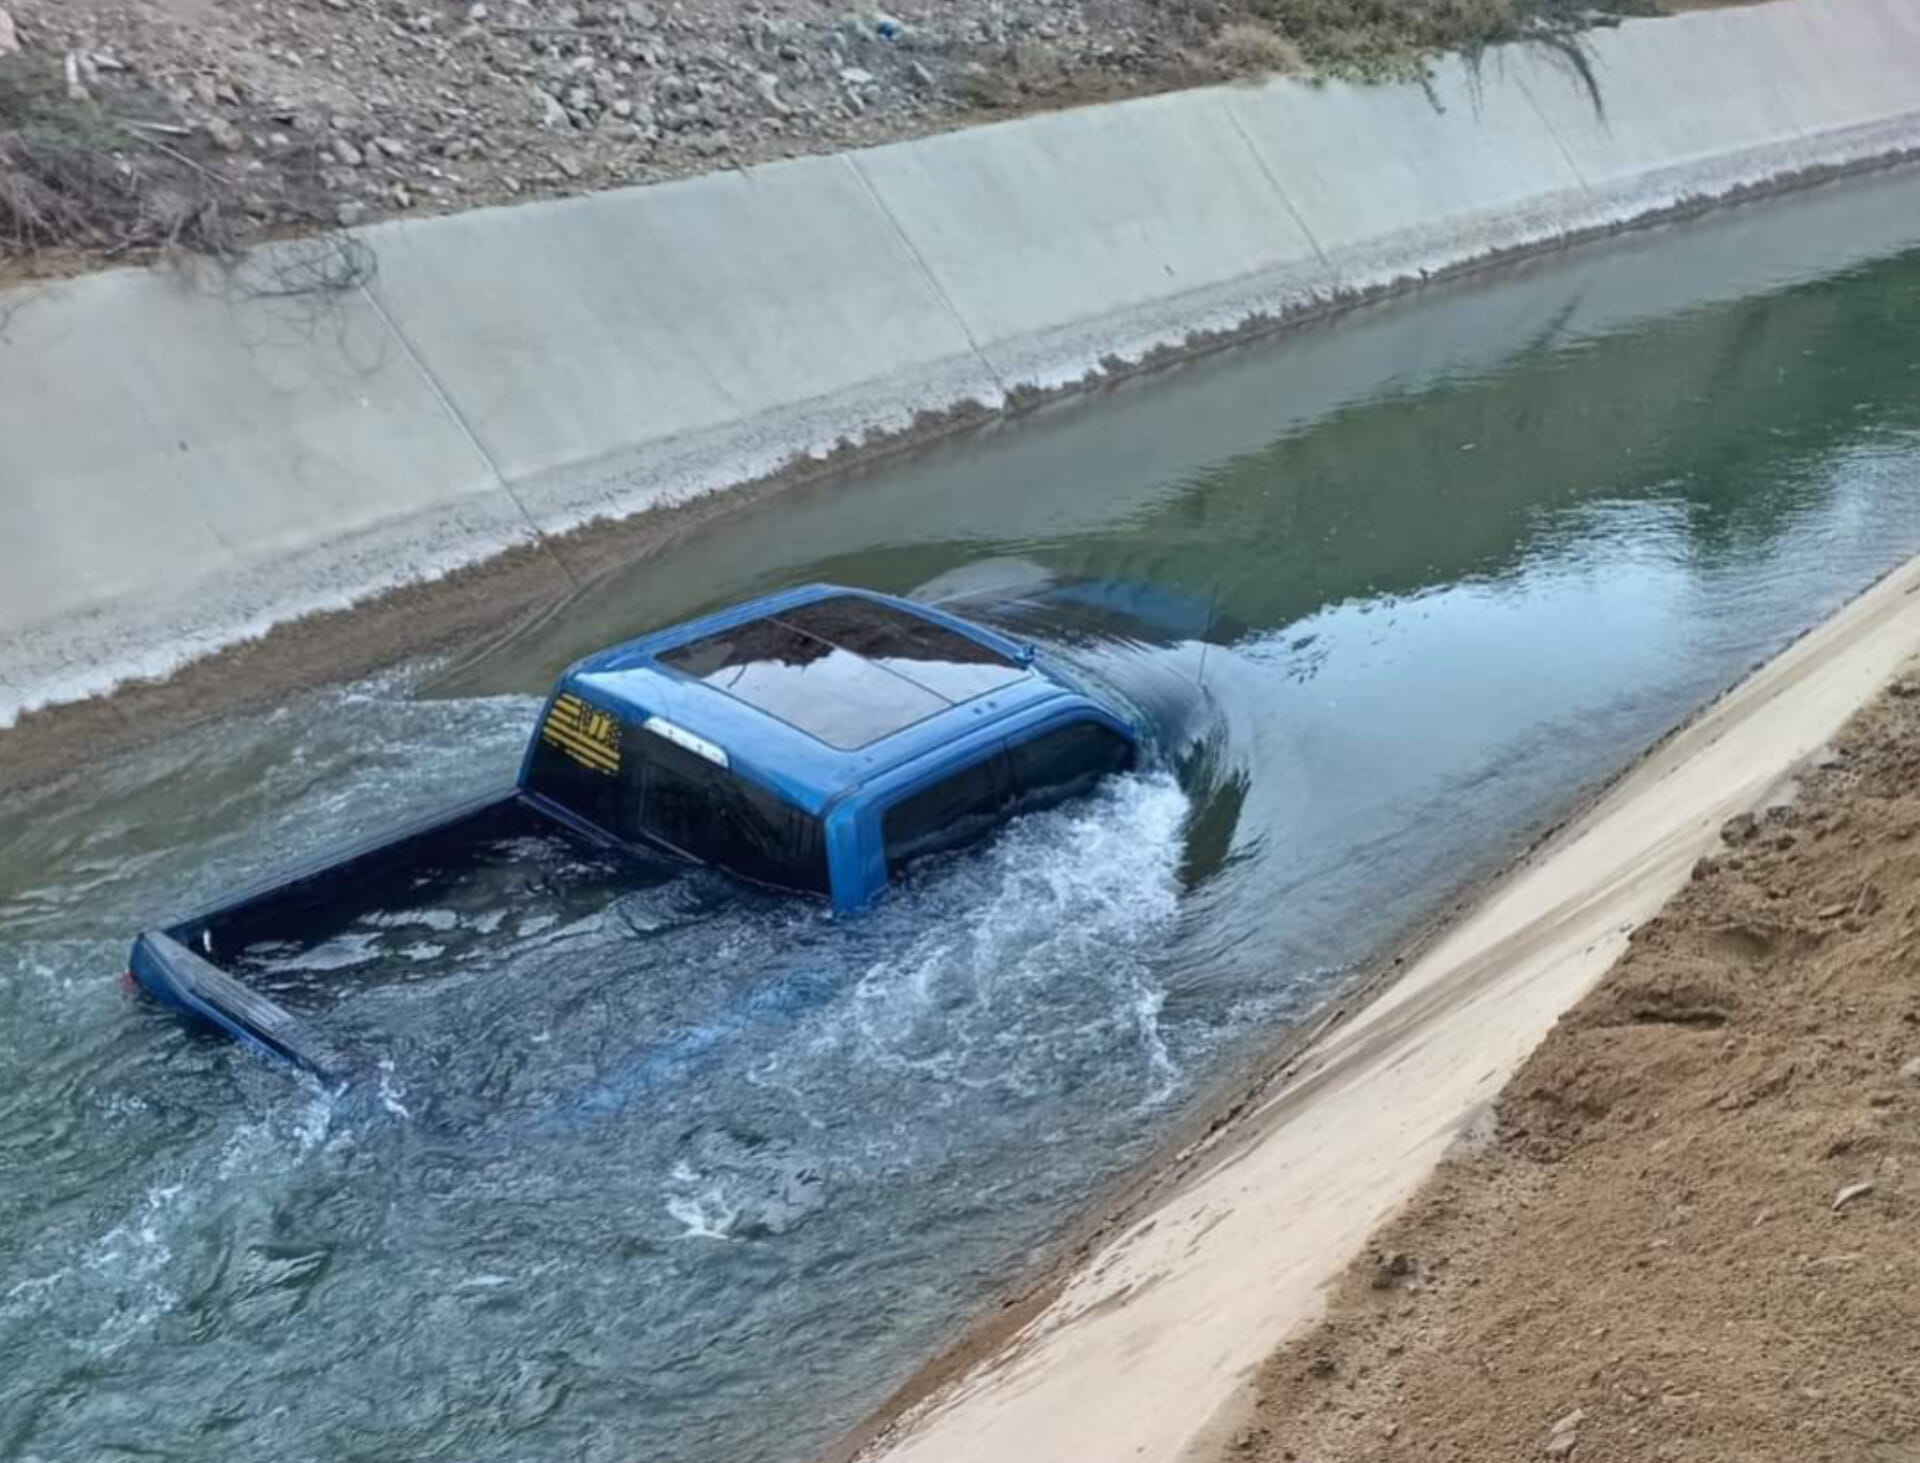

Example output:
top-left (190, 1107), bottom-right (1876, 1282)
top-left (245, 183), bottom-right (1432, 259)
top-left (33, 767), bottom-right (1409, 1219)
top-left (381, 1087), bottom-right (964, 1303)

top-left (3, 0), bottom-right (1918, 725)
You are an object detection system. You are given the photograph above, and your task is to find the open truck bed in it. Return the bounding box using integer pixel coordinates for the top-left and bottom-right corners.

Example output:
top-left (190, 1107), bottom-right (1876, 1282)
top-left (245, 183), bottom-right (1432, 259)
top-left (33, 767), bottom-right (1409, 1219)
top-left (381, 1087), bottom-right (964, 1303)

top-left (128, 789), bottom-right (617, 1081)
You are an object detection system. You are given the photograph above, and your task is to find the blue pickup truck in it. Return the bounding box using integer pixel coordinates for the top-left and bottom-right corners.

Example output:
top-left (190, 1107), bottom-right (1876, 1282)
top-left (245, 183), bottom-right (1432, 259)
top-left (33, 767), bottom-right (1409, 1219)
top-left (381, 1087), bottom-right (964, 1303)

top-left (128, 585), bottom-right (1138, 1080)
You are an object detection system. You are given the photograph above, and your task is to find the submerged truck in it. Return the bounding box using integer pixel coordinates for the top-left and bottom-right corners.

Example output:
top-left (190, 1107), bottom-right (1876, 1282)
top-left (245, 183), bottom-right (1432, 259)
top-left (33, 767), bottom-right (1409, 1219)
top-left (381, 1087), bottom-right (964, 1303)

top-left (128, 585), bottom-right (1138, 1080)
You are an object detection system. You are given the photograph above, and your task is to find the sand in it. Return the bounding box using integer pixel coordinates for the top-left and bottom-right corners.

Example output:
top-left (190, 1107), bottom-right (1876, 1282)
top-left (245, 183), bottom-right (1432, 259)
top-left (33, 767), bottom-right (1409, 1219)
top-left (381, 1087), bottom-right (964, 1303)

top-left (846, 549), bottom-right (1920, 1463)
top-left (1237, 682), bottom-right (1920, 1463)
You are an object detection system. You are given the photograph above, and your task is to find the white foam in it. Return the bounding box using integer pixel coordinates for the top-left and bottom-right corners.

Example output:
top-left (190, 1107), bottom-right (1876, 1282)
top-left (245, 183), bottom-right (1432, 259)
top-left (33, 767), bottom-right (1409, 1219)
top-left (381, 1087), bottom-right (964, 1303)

top-left (849, 773), bottom-right (1189, 1098)
top-left (666, 1187), bottom-right (743, 1243)
top-left (377, 1057), bottom-right (413, 1121)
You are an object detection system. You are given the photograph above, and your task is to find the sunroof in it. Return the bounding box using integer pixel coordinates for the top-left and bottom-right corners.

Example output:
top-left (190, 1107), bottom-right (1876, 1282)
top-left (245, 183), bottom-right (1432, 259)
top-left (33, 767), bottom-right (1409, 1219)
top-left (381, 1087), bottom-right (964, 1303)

top-left (656, 596), bottom-right (1028, 749)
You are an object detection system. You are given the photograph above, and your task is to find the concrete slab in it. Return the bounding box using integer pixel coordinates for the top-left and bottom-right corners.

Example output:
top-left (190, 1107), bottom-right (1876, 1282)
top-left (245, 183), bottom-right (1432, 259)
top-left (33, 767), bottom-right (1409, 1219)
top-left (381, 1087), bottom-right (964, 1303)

top-left (0, 260), bottom-right (493, 637)
top-left (1223, 56), bottom-right (1587, 255)
top-left (363, 154), bottom-right (994, 484)
top-left (1755, 0), bottom-right (1920, 136)
top-left (851, 88), bottom-right (1322, 357)
top-left (1513, 5), bottom-right (1812, 188)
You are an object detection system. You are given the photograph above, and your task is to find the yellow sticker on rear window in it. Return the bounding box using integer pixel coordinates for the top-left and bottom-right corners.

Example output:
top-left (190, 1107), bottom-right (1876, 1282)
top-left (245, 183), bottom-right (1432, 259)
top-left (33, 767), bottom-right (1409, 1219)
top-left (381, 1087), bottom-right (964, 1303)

top-left (542, 692), bottom-right (623, 776)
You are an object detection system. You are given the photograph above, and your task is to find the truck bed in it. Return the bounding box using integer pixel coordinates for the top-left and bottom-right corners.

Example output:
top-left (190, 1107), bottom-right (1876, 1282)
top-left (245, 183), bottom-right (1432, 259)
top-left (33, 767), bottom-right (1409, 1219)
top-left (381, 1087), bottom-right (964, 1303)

top-left (128, 788), bottom-right (642, 1081)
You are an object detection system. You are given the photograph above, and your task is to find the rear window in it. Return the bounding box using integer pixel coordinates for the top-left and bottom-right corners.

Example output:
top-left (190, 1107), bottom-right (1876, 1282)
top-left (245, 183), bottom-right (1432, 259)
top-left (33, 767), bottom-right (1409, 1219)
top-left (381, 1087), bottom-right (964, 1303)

top-left (525, 691), bottom-right (629, 835)
top-left (526, 693), bottom-right (830, 896)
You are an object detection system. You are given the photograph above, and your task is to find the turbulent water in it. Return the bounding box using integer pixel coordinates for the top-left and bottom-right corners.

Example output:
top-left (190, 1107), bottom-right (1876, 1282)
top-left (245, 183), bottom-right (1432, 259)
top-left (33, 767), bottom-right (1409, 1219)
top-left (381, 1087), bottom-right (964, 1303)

top-left (7, 169), bottom-right (1920, 1463)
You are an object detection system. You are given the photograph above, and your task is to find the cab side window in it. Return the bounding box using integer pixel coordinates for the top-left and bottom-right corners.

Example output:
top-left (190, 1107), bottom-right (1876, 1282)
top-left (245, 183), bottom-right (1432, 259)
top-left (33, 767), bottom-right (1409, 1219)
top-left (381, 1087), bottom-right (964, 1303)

top-left (882, 754), bottom-right (1011, 876)
top-left (636, 733), bottom-right (832, 896)
top-left (1004, 721), bottom-right (1134, 814)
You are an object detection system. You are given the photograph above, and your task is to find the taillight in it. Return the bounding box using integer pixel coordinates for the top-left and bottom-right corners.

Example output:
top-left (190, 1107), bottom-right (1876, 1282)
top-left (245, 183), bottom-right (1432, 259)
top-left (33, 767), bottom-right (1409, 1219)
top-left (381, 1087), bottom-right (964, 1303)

top-left (122, 970), bottom-right (139, 993)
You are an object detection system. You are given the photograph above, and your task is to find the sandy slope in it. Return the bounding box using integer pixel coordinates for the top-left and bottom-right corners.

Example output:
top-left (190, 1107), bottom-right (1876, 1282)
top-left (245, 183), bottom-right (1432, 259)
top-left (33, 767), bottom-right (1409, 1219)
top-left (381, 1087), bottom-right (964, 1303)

top-left (851, 550), bottom-right (1920, 1463)
top-left (1236, 681), bottom-right (1920, 1462)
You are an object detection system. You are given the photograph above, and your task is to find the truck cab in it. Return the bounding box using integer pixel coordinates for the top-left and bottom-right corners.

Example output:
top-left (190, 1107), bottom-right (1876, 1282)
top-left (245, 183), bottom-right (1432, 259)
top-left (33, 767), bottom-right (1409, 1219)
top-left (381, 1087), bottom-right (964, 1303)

top-left (522, 585), bottom-right (1137, 910)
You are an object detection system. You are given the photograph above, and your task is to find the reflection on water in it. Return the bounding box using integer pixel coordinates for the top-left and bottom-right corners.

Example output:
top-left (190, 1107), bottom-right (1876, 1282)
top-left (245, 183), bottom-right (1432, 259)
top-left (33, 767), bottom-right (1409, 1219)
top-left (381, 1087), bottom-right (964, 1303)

top-left (6, 169), bottom-right (1920, 1463)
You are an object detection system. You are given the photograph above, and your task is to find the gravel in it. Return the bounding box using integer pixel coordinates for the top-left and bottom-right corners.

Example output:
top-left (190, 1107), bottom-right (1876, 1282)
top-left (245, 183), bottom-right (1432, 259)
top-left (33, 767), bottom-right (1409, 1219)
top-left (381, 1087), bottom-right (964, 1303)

top-left (9, 0), bottom-right (1229, 238)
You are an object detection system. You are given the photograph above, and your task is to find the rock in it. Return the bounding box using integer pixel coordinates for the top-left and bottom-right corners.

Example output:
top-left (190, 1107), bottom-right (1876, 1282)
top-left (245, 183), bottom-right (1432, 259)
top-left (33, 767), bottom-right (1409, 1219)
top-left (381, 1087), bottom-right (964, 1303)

top-left (332, 138), bottom-right (366, 167)
top-left (754, 71), bottom-right (789, 112)
top-left (335, 199), bottom-right (367, 227)
top-left (1544, 1412), bottom-right (1583, 1459)
top-left (389, 183), bottom-right (414, 208)
top-left (205, 117), bottom-right (245, 151)
top-left (555, 151), bottom-right (585, 178)
top-left (1833, 1181), bottom-right (1875, 1211)
top-left (1900, 1057), bottom-right (1920, 1084)
top-left (625, 1), bottom-right (658, 25)
top-left (1368, 1252), bottom-right (1412, 1289)
top-left (1890, 680), bottom-right (1919, 699)
top-left (0, 8), bottom-right (18, 58)
top-left (839, 65), bottom-right (877, 86)
top-left (535, 87), bottom-right (570, 129)
top-left (374, 136), bottom-right (411, 160)
top-left (909, 60), bottom-right (934, 87)
top-left (1720, 812), bottom-right (1758, 844)
top-left (611, 98), bottom-right (634, 119)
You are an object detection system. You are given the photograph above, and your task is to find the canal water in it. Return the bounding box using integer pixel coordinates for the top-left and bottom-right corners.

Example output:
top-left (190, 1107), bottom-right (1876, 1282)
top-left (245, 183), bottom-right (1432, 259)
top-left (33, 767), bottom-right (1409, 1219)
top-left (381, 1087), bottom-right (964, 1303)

top-left (6, 169), bottom-right (1920, 1463)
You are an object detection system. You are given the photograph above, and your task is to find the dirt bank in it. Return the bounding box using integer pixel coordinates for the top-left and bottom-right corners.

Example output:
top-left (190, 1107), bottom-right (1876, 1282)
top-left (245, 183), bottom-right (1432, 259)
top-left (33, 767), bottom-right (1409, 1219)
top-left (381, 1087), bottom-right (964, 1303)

top-left (1235, 680), bottom-right (1920, 1463)
top-left (2, 0), bottom-right (1640, 273)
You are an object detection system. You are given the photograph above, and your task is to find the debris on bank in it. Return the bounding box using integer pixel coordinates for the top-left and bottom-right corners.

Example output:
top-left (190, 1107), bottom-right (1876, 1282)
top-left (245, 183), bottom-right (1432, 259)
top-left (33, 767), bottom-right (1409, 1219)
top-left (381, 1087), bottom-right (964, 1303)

top-left (1235, 674), bottom-right (1920, 1463)
top-left (4, 0), bottom-right (1638, 272)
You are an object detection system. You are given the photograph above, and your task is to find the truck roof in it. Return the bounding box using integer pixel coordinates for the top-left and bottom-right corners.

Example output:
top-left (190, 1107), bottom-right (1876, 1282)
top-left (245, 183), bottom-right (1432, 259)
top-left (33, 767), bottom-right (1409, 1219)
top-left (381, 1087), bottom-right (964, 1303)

top-left (563, 585), bottom-right (1098, 815)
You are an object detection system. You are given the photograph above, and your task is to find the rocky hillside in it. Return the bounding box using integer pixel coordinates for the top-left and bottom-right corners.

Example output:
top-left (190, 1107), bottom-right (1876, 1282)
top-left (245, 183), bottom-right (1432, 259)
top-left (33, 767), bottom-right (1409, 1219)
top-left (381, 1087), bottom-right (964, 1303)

top-left (1, 0), bottom-right (1638, 273)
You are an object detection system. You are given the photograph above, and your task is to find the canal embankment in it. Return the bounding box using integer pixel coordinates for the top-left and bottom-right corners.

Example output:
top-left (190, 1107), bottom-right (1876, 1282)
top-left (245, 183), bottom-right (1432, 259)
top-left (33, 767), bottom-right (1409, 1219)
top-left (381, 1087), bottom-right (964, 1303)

top-left (1227, 671), bottom-right (1920, 1462)
top-left (842, 492), bottom-right (1920, 1463)
top-left (3, 0), bottom-right (1918, 733)
top-left (8, 149), bottom-right (1920, 1463)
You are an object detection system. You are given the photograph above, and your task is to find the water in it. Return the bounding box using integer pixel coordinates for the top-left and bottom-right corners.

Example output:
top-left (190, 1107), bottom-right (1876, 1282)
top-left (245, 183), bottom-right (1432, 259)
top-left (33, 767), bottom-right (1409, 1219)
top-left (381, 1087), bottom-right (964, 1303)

top-left (6, 169), bottom-right (1920, 1463)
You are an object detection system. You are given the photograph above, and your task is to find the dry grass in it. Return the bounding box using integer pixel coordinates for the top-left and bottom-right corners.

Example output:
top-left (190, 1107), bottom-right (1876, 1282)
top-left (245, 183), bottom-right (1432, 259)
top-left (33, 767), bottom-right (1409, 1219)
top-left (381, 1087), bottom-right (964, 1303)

top-left (0, 51), bottom-right (241, 263)
top-left (1168, 0), bottom-right (1651, 83)
top-left (1209, 20), bottom-right (1308, 75)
